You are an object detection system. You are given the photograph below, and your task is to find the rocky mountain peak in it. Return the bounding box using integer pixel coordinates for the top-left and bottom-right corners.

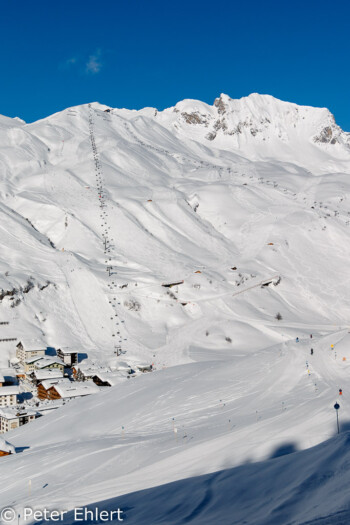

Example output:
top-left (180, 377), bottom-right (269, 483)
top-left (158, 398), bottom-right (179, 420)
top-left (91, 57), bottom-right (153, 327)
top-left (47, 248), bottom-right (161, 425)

top-left (213, 94), bottom-right (231, 115)
top-left (162, 93), bottom-right (350, 158)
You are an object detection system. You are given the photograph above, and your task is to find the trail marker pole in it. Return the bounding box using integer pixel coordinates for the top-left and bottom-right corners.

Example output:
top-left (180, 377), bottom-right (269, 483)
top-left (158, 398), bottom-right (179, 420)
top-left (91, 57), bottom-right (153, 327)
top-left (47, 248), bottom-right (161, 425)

top-left (334, 402), bottom-right (340, 434)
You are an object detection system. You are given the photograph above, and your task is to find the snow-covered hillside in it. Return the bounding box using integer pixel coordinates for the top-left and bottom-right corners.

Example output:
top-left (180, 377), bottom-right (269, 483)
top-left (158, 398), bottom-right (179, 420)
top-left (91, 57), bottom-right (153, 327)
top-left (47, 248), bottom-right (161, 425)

top-left (49, 430), bottom-right (350, 525)
top-left (1, 94), bottom-right (350, 524)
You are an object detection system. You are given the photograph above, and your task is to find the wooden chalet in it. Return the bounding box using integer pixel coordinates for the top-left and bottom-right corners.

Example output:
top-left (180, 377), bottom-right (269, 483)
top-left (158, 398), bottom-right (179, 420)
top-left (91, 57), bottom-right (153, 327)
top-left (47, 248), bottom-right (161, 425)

top-left (38, 378), bottom-right (99, 400)
top-left (37, 378), bottom-right (71, 400)
top-left (72, 363), bottom-right (108, 381)
top-left (92, 371), bottom-right (123, 387)
top-left (31, 369), bottom-right (63, 386)
top-left (49, 381), bottom-right (99, 399)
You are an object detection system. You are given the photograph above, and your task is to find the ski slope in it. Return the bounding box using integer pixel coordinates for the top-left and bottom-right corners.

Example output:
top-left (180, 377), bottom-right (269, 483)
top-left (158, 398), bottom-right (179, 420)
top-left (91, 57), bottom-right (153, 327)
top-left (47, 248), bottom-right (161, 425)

top-left (0, 94), bottom-right (350, 524)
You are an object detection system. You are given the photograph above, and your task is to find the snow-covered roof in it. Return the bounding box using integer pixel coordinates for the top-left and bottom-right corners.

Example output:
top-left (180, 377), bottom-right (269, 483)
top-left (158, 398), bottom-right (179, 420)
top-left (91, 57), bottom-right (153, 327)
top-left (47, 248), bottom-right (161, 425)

top-left (25, 356), bottom-right (44, 364)
top-left (137, 363), bottom-right (153, 370)
top-left (114, 361), bottom-right (132, 371)
top-left (35, 357), bottom-right (64, 369)
top-left (36, 404), bottom-right (62, 415)
top-left (0, 408), bottom-right (38, 420)
top-left (0, 437), bottom-right (15, 454)
top-left (18, 340), bottom-right (46, 351)
top-left (53, 382), bottom-right (100, 399)
top-left (92, 371), bottom-right (124, 386)
top-left (40, 378), bottom-right (71, 390)
top-left (34, 369), bottom-right (63, 381)
top-left (0, 369), bottom-right (17, 379)
top-left (85, 366), bottom-right (110, 375)
top-left (0, 386), bottom-right (19, 396)
top-left (0, 409), bottom-right (18, 420)
top-left (57, 348), bottom-right (78, 355)
top-left (74, 363), bottom-right (110, 376)
top-left (74, 361), bottom-right (98, 371)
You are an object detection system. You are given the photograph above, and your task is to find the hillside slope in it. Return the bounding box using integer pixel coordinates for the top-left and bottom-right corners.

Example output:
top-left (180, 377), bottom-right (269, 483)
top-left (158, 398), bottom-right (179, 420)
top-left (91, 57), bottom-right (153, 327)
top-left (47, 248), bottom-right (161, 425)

top-left (0, 94), bottom-right (350, 524)
top-left (52, 431), bottom-right (350, 525)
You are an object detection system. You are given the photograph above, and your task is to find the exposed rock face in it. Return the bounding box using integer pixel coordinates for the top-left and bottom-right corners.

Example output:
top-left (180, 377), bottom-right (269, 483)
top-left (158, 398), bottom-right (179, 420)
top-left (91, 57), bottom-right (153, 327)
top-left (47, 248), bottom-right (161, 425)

top-left (181, 112), bottom-right (208, 125)
top-left (213, 118), bottom-right (228, 132)
top-left (214, 95), bottom-right (228, 115)
top-left (206, 131), bottom-right (216, 141)
top-left (314, 126), bottom-right (339, 145)
top-left (170, 93), bottom-right (350, 153)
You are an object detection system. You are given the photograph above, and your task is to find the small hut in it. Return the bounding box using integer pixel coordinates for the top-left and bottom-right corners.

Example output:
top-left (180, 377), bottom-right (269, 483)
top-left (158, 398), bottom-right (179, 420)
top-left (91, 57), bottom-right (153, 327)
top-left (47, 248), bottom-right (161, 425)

top-left (137, 364), bottom-right (153, 373)
top-left (0, 437), bottom-right (15, 457)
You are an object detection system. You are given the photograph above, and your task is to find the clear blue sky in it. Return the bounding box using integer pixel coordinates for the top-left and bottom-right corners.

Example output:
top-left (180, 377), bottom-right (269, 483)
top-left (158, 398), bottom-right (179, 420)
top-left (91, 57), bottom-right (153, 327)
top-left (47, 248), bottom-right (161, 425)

top-left (1, 0), bottom-right (349, 129)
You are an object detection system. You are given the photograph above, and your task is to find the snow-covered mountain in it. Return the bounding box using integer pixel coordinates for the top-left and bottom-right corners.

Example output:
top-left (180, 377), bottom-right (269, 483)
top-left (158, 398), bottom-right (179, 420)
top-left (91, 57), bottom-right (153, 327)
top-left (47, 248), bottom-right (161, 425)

top-left (1, 94), bottom-right (350, 524)
top-left (158, 93), bottom-right (350, 172)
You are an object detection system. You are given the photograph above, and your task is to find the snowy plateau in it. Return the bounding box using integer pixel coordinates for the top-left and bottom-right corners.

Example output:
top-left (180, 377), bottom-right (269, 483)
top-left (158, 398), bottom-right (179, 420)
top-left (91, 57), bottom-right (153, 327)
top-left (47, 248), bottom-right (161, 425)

top-left (1, 93), bottom-right (350, 525)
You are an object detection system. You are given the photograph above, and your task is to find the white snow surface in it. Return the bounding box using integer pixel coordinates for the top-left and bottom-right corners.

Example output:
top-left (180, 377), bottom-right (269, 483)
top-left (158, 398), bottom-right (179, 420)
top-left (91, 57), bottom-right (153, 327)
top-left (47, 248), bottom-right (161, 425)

top-left (0, 93), bottom-right (350, 524)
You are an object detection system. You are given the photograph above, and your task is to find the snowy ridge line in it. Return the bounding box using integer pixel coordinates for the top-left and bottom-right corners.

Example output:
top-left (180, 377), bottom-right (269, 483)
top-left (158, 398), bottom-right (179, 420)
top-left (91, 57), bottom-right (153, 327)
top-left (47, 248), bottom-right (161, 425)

top-left (120, 116), bottom-right (245, 176)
